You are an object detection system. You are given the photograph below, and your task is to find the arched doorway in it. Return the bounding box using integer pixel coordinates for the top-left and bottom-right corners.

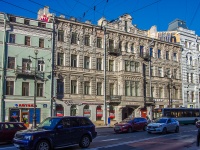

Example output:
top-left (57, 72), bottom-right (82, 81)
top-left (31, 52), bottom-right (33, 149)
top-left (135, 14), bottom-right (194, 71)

top-left (96, 105), bottom-right (103, 120)
top-left (56, 104), bottom-right (64, 116)
top-left (83, 105), bottom-right (91, 118)
top-left (70, 105), bottom-right (77, 116)
top-left (122, 107), bottom-right (134, 120)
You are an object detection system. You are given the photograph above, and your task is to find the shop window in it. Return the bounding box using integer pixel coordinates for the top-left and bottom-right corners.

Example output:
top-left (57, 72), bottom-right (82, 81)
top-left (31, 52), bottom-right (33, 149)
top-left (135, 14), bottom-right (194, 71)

top-left (6, 81), bottom-right (14, 95)
top-left (37, 83), bottom-right (43, 96)
top-left (8, 57), bottom-right (15, 69)
top-left (96, 106), bottom-right (103, 120)
top-left (22, 82), bottom-right (29, 96)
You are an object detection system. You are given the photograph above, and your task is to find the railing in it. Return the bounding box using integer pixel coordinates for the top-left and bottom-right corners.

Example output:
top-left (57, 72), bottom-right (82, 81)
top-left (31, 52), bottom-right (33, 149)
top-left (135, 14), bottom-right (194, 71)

top-left (106, 95), bottom-right (121, 102)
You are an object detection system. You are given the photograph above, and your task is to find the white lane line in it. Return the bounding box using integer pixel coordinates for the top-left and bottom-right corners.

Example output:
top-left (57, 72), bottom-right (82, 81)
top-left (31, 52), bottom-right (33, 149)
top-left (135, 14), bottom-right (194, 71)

top-left (101, 138), bottom-right (120, 142)
top-left (86, 134), bottom-right (176, 150)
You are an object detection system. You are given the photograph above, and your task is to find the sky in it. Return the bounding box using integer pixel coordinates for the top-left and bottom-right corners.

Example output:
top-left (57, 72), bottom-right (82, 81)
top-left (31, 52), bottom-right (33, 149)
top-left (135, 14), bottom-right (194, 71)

top-left (1, 0), bottom-right (200, 35)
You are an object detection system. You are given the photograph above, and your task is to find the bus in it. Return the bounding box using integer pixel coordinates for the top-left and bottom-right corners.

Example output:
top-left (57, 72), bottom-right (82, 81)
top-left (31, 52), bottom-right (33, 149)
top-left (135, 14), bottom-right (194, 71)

top-left (153, 108), bottom-right (200, 125)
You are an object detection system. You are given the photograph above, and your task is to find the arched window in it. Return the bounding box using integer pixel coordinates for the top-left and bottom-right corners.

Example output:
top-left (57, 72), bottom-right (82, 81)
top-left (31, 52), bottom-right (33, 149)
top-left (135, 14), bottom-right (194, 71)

top-left (190, 56), bottom-right (192, 65)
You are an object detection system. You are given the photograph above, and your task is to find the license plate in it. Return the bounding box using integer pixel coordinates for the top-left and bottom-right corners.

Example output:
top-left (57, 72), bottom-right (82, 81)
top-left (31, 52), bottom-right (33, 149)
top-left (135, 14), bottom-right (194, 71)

top-left (14, 144), bottom-right (20, 148)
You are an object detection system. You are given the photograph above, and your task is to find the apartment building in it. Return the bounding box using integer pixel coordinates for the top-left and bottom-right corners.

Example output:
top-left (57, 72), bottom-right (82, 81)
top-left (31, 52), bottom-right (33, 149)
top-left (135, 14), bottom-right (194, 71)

top-left (0, 12), bottom-right (53, 127)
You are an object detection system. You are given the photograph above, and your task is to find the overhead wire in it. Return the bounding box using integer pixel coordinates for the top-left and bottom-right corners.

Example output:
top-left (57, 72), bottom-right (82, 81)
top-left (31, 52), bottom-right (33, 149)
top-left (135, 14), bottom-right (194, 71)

top-left (189, 0), bottom-right (200, 28)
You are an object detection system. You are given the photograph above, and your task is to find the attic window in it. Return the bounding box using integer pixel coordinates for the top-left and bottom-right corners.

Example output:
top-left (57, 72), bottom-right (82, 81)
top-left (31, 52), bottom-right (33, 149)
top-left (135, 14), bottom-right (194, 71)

top-left (38, 22), bottom-right (46, 28)
top-left (10, 16), bottom-right (16, 22)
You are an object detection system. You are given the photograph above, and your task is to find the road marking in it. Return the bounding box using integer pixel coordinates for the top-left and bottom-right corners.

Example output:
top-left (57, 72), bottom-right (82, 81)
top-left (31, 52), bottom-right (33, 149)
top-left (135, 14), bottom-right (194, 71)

top-left (101, 138), bottom-right (120, 142)
top-left (86, 134), bottom-right (178, 150)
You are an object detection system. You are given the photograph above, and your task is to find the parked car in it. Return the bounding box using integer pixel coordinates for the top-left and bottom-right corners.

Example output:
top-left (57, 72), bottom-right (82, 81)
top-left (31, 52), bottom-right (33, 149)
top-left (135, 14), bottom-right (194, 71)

top-left (13, 116), bottom-right (97, 150)
top-left (0, 122), bottom-right (27, 144)
top-left (114, 117), bottom-right (148, 133)
top-left (196, 120), bottom-right (200, 128)
top-left (147, 117), bottom-right (179, 134)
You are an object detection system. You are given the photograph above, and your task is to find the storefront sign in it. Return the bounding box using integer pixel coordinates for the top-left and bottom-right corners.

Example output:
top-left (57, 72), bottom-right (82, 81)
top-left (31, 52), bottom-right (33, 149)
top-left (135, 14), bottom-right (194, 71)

top-left (83, 109), bottom-right (91, 118)
top-left (96, 109), bottom-right (103, 117)
top-left (15, 104), bottom-right (37, 107)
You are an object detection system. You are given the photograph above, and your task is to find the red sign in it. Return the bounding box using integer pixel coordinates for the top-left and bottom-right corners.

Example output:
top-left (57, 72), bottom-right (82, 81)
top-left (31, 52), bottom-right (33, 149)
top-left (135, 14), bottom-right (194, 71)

top-left (83, 109), bottom-right (91, 117)
top-left (96, 109), bottom-right (103, 117)
top-left (18, 104), bottom-right (37, 107)
top-left (40, 15), bottom-right (49, 22)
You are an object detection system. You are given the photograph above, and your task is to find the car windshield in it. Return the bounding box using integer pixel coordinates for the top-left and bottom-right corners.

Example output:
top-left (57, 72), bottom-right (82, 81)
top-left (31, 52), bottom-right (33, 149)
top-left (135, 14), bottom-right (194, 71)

top-left (37, 118), bottom-right (61, 130)
top-left (155, 118), bottom-right (167, 123)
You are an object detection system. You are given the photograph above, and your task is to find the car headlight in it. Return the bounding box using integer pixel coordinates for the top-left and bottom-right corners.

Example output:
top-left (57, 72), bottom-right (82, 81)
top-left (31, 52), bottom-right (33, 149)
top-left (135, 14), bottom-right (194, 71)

top-left (122, 125), bottom-right (127, 128)
top-left (24, 135), bottom-right (33, 140)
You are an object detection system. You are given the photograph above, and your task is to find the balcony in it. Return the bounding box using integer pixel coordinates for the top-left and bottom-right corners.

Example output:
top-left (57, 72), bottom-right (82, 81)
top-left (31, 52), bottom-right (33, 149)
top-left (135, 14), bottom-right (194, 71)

top-left (106, 95), bottom-right (121, 105)
top-left (145, 97), bottom-right (155, 106)
top-left (15, 66), bottom-right (45, 80)
top-left (107, 48), bottom-right (121, 56)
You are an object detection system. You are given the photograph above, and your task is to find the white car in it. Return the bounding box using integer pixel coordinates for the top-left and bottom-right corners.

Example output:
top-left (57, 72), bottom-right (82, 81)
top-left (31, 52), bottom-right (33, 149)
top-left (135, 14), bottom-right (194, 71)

top-left (147, 117), bottom-right (179, 134)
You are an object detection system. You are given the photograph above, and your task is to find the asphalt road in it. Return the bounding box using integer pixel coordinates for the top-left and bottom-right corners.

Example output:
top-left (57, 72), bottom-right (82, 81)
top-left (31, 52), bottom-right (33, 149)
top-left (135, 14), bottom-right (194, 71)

top-left (0, 125), bottom-right (198, 150)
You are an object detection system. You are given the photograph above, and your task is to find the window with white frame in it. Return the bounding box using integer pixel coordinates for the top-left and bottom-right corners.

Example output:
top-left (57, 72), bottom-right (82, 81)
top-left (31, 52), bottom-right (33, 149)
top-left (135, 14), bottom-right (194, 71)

top-left (125, 81), bottom-right (139, 96)
top-left (131, 43), bottom-right (134, 53)
top-left (191, 73), bottom-right (193, 83)
top-left (140, 46), bottom-right (144, 57)
top-left (191, 91), bottom-right (194, 102)
top-left (25, 36), bottom-right (30, 46)
top-left (158, 49), bottom-right (161, 58)
top-left (57, 53), bottom-right (64, 66)
top-left (158, 87), bottom-right (163, 98)
top-left (97, 37), bottom-right (102, 48)
top-left (109, 39), bottom-right (114, 50)
top-left (84, 81), bottom-right (90, 95)
top-left (71, 54), bottom-right (77, 67)
top-left (39, 38), bottom-right (44, 48)
top-left (71, 80), bottom-right (77, 94)
top-left (57, 79), bottom-right (64, 95)
top-left (71, 32), bottom-right (77, 44)
top-left (8, 57), bottom-right (15, 69)
top-left (158, 67), bottom-right (162, 77)
top-left (187, 91), bottom-right (189, 102)
top-left (84, 35), bottom-right (90, 46)
top-left (22, 82), bottom-right (29, 96)
top-left (174, 69), bottom-right (177, 79)
top-left (125, 60), bottom-right (139, 72)
top-left (97, 82), bottom-right (102, 95)
top-left (38, 60), bottom-right (45, 72)
top-left (187, 73), bottom-right (189, 82)
top-left (22, 59), bottom-right (31, 73)
top-left (125, 42), bottom-right (128, 52)
top-left (166, 51), bottom-right (169, 60)
top-left (109, 60), bottom-right (114, 71)
top-left (58, 30), bottom-right (64, 42)
top-left (37, 83), bottom-right (43, 97)
top-left (173, 53), bottom-right (177, 61)
top-left (84, 56), bottom-right (90, 69)
top-left (6, 81), bottom-right (14, 95)
top-left (109, 83), bottom-right (114, 96)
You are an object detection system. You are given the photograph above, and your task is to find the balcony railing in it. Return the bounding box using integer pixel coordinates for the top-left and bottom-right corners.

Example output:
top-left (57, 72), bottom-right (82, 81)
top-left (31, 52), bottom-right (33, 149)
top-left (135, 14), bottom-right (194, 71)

top-left (106, 95), bottom-right (121, 103)
top-left (15, 66), bottom-right (44, 80)
top-left (108, 48), bottom-right (121, 56)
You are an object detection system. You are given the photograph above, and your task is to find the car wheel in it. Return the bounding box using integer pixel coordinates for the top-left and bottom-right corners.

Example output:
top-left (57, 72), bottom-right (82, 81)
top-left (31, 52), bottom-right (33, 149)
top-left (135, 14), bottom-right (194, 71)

top-left (128, 127), bottom-right (132, 133)
top-left (143, 126), bottom-right (147, 131)
top-left (175, 126), bottom-right (179, 133)
top-left (162, 127), bottom-right (167, 134)
top-left (79, 135), bottom-right (90, 148)
top-left (36, 140), bottom-right (50, 150)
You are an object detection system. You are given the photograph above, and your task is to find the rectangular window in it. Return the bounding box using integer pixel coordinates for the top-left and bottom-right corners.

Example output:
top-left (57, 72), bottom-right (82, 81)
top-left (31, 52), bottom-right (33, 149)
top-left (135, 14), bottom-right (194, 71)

top-left (10, 34), bottom-right (15, 43)
top-left (71, 54), bottom-right (77, 67)
top-left (6, 81), bottom-right (14, 95)
top-left (158, 49), bottom-right (161, 58)
top-left (10, 16), bottom-right (16, 22)
top-left (97, 37), bottom-right (102, 48)
top-left (57, 53), bottom-right (64, 66)
top-left (57, 79), bottom-right (64, 94)
top-left (175, 89), bottom-right (178, 99)
top-left (22, 82), bottom-right (29, 96)
top-left (71, 32), bottom-right (77, 44)
top-left (187, 73), bottom-right (189, 82)
top-left (24, 19), bottom-right (30, 25)
top-left (166, 51), bottom-right (169, 60)
top-left (187, 91), bottom-right (189, 102)
top-left (109, 39), bottom-right (114, 51)
top-left (84, 56), bottom-right (90, 69)
top-left (96, 58), bottom-right (102, 70)
top-left (173, 53), bottom-right (177, 61)
top-left (125, 60), bottom-right (130, 71)
top-left (84, 81), bottom-right (90, 95)
top-left (25, 36), bottom-right (30, 46)
top-left (125, 81), bottom-right (139, 96)
top-left (125, 81), bottom-right (130, 96)
top-left (58, 30), bottom-right (64, 42)
top-left (158, 87), bottom-right (163, 98)
top-left (38, 60), bottom-right (45, 72)
top-left (130, 61), bottom-right (135, 72)
top-left (109, 60), bottom-right (114, 71)
top-left (150, 48), bottom-right (153, 57)
top-left (131, 43), bottom-right (134, 53)
top-left (174, 69), bottom-right (177, 79)
top-left (8, 57), bottom-right (15, 69)
top-left (39, 38), bottom-right (44, 48)
top-left (84, 35), bottom-right (90, 46)
top-left (158, 67), bottom-right (162, 77)
top-left (125, 43), bottom-right (128, 52)
top-left (97, 82), bottom-right (102, 95)
top-left (191, 73), bottom-right (193, 83)
top-left (167, 69), bottom-right (170, 78)
top-left (71, 80), bottom-right (77, 94)
top-left (37, 83), bottom-right (43, 97)
top-left (110, 83), bottom-right (114, 96)
top-left (191, 91), bottom-right (194, 102)
top-left (140, 46), bottom-right (144, 57)
top-left (38, 22), bottom-right (46, 28)
top-left (22, 59), bottom-right (31, 73)
top-left (125, 61), bottom-right (139, 72)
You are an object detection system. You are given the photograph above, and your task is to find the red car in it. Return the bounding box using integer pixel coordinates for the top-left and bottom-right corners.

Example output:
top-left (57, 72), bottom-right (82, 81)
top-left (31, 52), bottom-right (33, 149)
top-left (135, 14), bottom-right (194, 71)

top-left (114, 117), bottom-right (148, 133)
top-left (0, 122), bottom-right (27, 144)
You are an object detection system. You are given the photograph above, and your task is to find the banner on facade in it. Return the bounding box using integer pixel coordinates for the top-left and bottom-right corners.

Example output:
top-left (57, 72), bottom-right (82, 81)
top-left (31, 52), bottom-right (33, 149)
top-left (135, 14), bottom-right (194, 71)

top-left (83, 109), bottom-right (91, 118)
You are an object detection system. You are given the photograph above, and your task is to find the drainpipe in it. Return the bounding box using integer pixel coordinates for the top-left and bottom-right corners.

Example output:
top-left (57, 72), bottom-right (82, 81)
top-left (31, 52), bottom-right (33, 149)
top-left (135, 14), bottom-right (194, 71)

top-left (1, 13), bottom-right (7, 122)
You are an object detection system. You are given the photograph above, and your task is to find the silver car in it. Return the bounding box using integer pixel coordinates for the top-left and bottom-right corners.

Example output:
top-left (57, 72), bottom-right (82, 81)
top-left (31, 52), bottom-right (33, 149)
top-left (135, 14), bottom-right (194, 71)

top-left (147, 117), bottom-right (179, 134)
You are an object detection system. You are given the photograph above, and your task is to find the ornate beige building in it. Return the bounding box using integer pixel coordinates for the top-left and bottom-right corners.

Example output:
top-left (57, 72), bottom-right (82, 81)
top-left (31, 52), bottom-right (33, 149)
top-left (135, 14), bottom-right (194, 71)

top-left (43, 10), bottom-right (183, 124)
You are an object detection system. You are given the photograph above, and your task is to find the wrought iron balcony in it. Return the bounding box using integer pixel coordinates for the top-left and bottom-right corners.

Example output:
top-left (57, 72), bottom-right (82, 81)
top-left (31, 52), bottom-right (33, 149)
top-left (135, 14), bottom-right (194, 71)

top-left (107, 48), bottom-right (121, 56)
top-left (15, 66), bottom-right (45, 80)
top-left (106, 95), bottom-right (121, 103)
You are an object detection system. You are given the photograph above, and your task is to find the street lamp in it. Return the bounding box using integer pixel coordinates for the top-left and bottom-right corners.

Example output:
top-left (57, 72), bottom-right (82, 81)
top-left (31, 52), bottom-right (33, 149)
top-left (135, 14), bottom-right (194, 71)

top-left (29, 49), bottom-right (43, 129)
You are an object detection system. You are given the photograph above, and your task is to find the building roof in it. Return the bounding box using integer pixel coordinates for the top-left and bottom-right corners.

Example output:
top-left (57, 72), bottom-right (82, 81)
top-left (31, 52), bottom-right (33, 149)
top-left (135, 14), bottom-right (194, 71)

top-left (168, 19), bottom-right (188, 31)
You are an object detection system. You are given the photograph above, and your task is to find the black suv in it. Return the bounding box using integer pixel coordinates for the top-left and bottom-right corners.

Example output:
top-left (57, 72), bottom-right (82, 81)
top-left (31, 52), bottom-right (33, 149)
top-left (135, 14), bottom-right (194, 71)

top-left (13, 116), bottom-right (97, 150)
